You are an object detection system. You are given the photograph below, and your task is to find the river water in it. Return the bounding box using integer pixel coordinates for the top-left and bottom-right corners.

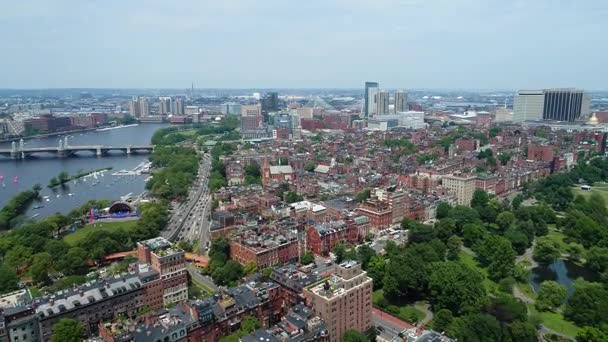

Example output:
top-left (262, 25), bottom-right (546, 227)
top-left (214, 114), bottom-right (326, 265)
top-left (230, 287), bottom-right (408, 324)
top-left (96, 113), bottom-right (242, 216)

top-left (0, 123), bottom-right (169, 219)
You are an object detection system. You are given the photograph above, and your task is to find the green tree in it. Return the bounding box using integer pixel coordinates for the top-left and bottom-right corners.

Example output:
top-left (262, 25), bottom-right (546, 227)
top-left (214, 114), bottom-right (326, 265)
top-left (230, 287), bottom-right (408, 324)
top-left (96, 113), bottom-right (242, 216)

top-left (586, 247), bottom-right (608, 273)
top-left (367, 256), bottom-right (385, 288)
top-left (471, 189), bottom-right (490, 208)
top-left (300, 252), bottom-right (315, 265)
top-left (30, 252), bottom-right (52, 285)
top-left (564, 280), bottom-right (608, 327)
top-left (433, 309), bottom-right (453, 332)
top-left (475, 235), bottom-right (515, 281)
top-left (506, 321), bottom-right (537, 342)
top-left (342, 329), bottom-right (369, 342)
top-left (51, 318), bottom-right (85, 342)
top-left (577, 326), bottom-right (608, 342)
top-left (4, 245), bottom-right (33, 271)
top-left (446, 235), bottom-right (462, 260)
top-left (436, 202), bottom-right (452, 219)
top-left (357, 244), bottom-right (376, 269)
top-left (435, 218), bottom-right (456, 241)
top-left (512, 194), bottom-right (524, 210)
top-left (485, 294), bottom-right (527, 323)
top-left (57, 247), bottom-right (89, 275)
top-left (428, 261), bottom-right (486, 315)
top-left (240, 315), bottom-right (260, 334)
top-left (32, 183), bottom-right (42, 193)
top-left (462, 223), bottom-right (486, 247)
top-left (0, 266), bottom-right (19, 293)
top-left (334, 242), bottom-right (346, 263)
top-left (533, 236), bottom-right (561, 263)
top-left (567, 242), bottom-right (585, 263)
top-left (535, 280), bottom-right (567, 312)
top-left (496, 211), bottom-right (515, 232)
top-left (284, 191), bottom-right (303, 204)
top-left (304, 161), bottom-right (316, 172)
top-left (447, 313), bottom-right (503, 342)
top-left (243, 261), bottom-right (257, 275)
top-left (355, 189), bottom-right (371, 203)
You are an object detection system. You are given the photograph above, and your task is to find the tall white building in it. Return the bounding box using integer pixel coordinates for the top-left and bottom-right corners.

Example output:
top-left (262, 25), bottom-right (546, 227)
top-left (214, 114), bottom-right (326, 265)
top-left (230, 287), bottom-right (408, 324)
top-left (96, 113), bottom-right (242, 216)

top-left (159, 97), bottom-right (171, 115)
top-left (367, 87), bottom-right (379, 117)
top-left (394, 91), bottom-right (407, 113)
top-left (138, 96), bottom-right (149, 117)
top-left (513, 90), bottom-right (544, 122)
top-left (376, 91), bottom-right (390, 115)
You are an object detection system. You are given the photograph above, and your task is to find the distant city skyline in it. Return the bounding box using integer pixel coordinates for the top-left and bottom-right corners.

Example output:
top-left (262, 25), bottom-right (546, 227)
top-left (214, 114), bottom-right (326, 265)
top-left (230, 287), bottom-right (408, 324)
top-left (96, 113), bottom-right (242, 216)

top-left (1, 0), bottom-right (607, 89)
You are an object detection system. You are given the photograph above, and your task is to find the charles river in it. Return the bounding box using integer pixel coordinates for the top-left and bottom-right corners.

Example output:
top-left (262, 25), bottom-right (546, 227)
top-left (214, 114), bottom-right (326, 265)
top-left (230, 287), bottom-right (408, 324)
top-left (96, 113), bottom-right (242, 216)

top-left (0, 123), bottom-right (170, 219)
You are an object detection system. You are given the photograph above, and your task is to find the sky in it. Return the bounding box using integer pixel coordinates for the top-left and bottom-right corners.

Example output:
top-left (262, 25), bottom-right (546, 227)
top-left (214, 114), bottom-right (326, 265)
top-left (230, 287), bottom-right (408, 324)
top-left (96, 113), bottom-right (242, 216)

top-left (0, 0), bottom-right (606, 90)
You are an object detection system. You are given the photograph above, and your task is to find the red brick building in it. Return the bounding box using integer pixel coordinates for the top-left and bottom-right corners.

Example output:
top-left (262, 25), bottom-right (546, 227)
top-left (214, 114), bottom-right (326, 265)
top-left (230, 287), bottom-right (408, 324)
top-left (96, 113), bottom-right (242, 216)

top-left (137, 237), bottom-right (188, 306)
top-left (527, 144), bottom-right (554, 162)
top-left (306, 220), bottom-right (358, 256)
top-left (229, 228), bottom-right (300, 269)
top-left (356, 199), bottom-right (392, 233)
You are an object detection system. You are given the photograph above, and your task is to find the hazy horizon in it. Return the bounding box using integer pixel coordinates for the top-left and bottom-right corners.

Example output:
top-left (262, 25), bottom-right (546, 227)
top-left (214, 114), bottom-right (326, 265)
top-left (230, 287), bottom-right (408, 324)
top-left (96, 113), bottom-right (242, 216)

top-left (1, 0), bottom-right (606, 90)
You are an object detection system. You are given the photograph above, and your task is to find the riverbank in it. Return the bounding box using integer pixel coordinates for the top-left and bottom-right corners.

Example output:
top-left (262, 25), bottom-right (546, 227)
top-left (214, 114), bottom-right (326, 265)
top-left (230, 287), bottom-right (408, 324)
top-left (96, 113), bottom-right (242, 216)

top-left (48, 167), bottom-right (113, 188)
top-left (0, 127), bottom-right (100, 143)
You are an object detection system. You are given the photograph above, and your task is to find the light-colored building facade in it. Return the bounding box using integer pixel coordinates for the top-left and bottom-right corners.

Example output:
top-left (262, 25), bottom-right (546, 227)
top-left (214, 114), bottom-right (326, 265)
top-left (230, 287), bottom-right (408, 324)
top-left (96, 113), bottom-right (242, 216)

top-left (513, 90), bottom-right (544, 122)
top-left (303, 261), bottom-right (372, 342)
top-left (138, 96), bottom-right (149, 117)
top-left (364, 82), bottom-right (379, 118)
top-left (137, 237), bottom-right (188, 306)
top-left (394, 91), bottom-right (407, 113)
top-left (375, 91), bottom-right (390, 115)
top-left (442, 174), bottom-right (477, 206)
top-left (159, 97), bottom-right (171, 115)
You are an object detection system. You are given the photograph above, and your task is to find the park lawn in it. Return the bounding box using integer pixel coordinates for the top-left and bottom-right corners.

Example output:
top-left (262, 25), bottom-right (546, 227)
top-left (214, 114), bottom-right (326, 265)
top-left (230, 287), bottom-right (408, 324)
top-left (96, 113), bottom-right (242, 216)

top-left (572, 184), bottom-right (608, 206)
top-left (64, 220), bottom-right (138, 245)
top-left (516, 282), bottom-right (537, 300)
top-left (528, 305), bottom-right (581, 338)
top-left (547, 227), bottom-right (569, 254)
top-left (373, 290), bottom-right (426, 323)
top-left (458, 251), bottom-right (499, 293)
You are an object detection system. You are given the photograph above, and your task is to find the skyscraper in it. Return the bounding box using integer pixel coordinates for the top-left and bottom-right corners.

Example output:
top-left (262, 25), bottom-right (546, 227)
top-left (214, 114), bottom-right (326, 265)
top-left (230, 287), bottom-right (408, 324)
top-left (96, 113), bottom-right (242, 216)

top-left (542, 89), bottom-right (588, 122)
top-left (513, 90), bottom-right (545, 122)
top-left (514, 89), bottom-right (589, 122)
top-left (173, 98), bottom-right (184, 115)
top-left (128, 97), bottom-right (140, 117)
top-left (375, 91), bottom-right (389, 115)
top-left (138, 96), bottom-right (149, 117)
top-left (364, 82), bottom-right (379, 118)
top-left (159, 97), bottom-right (171, 115)
top-left (261, 92), bottom-right (279, 123)
top-left (394, 90), bottom-right (407, 113)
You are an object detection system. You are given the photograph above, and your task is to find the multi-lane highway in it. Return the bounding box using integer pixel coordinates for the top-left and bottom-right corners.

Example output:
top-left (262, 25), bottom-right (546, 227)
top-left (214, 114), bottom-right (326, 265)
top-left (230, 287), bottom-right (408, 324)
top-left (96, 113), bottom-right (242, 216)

top-left (161, 153), bottom-right (212, 251)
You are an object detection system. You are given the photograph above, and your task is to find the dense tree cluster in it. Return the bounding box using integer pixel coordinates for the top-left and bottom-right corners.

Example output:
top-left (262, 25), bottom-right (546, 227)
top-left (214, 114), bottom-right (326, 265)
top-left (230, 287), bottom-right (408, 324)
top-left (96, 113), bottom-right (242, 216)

top-left (205, 237), bottom-right (243, 286)
top-left (208, 143), bottom-right (237, 191)
top-left (0, 187), bottom-right (39, 230)
top-left (0, 198), bottom-right (168, 291)
top-left (244, 162), bottom-right (261, 185)
top-left (146, 146), bottom-right (199, 199)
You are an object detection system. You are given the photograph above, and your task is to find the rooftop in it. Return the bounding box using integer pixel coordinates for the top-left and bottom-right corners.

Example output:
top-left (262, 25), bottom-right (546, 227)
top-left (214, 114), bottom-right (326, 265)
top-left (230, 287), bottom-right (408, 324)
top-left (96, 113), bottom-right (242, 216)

top-left (36, 274), bottom-right (142, 318)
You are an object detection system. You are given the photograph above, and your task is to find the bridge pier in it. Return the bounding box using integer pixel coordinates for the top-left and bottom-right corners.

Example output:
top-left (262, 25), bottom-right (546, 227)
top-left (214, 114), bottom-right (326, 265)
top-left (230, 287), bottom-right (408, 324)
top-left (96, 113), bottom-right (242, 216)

top-left (96, 147), bottom-right (102, 156)
top-left (126, 146), bottom-right (131, 154)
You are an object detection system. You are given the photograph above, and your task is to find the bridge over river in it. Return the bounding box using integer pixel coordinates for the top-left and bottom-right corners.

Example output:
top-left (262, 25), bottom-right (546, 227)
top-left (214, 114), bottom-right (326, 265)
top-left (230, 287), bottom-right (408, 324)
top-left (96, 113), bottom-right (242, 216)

top-left (0, 137), bottom-right (154, 160)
